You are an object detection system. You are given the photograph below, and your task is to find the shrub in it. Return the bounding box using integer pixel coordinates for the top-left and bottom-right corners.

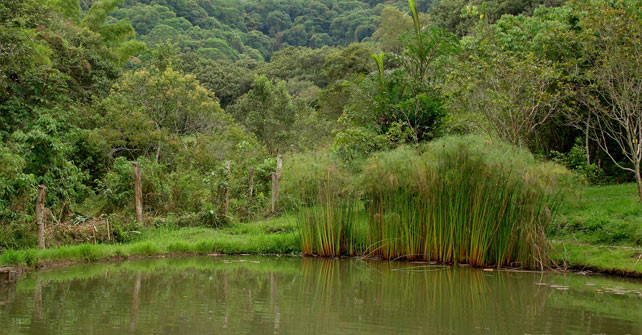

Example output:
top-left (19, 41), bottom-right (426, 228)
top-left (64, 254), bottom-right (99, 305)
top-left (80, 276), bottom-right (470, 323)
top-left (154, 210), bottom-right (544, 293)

top-left (550, 138), bottom-right (604, 184)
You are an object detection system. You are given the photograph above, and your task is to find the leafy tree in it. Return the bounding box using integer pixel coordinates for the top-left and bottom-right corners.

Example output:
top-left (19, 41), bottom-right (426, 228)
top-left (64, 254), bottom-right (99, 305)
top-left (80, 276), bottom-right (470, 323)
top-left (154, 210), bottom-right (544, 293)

top-left (229, 75), bottom-right (297, 153)
top-left (283, 24), bottom-right (309, 46)
top-left (342, 0), bottom-right (459, 144)
top-left (245, 30), bottom-right (272, 59)
top-left (309, 33), bottom-right (332, 48)
top-left (566, 0), bottom-right (642, 200)
top-left (319, 43), bottom-right (375, 117)
top-left (81, 0), bottom-right (145, 64)
top-left (453, 50), bottom-right (564, 147)
top-left (174, 53), bottom-right (255, 108)
top-left (429, 0), bottom-right (566, 37)
top-left (373, 6), bottom-right (427, 53)
top-left (110, 0), bottom-right (422, 61)
top-left (99, 66), bottom-right (232, 161)
top-left (258, 46), bottom-right (334, 87)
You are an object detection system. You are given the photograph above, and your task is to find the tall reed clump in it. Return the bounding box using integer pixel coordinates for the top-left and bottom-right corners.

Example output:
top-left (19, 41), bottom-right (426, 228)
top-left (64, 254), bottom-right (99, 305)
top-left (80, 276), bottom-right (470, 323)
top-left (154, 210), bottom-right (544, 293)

top-left (296, 189), bottom-right (360, 257)
top-left (283, 151), bottom-right (363, 257)
top-left (360, 135), bottom-right (570, 269)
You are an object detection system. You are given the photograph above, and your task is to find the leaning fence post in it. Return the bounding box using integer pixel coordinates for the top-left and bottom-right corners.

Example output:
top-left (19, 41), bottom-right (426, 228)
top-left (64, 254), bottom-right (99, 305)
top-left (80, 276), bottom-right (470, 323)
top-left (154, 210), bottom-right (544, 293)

top-left (132, 162), bottom-right (143, 224)
top-left (35, 185), bottom-right (46, 250)
top-left (271, 155), bottom-right (282, 214)
top-left (248, 166), bottom-right (254, 218)
top-left (224, 161), bottom-right (231, 216)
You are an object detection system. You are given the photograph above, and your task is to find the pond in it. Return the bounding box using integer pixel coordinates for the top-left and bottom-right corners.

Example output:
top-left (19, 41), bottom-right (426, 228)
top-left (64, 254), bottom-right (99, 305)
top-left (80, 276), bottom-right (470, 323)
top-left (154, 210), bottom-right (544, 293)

top-left (0, 256), bottom-right (641, 334)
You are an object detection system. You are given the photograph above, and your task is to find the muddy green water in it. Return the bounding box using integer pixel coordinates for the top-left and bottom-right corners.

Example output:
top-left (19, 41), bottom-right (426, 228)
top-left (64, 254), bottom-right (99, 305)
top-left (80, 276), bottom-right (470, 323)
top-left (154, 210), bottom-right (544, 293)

top-left (1, 256), bottom-right (641, 334)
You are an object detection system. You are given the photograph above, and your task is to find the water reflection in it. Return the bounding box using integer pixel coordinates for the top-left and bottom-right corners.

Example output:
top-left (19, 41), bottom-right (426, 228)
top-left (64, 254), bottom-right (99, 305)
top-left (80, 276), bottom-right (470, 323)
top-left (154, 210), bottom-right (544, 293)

top-left (0, 256), bottom-right (640, 334)
top-left (130, 272), bottom-right (141, 333)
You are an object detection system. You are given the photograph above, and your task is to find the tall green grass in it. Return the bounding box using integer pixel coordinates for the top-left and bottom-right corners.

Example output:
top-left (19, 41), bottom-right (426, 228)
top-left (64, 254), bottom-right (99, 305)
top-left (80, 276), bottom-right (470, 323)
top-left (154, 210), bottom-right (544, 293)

top-left (294, 165), bottom-right (362, 257)
top-left (295, 136), bottom-right (571, 269)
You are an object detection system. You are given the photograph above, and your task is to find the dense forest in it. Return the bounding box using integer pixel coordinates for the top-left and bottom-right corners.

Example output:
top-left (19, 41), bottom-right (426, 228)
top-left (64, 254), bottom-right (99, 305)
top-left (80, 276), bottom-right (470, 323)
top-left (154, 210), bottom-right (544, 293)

top-left (1, 0), bottom-right (640, 249)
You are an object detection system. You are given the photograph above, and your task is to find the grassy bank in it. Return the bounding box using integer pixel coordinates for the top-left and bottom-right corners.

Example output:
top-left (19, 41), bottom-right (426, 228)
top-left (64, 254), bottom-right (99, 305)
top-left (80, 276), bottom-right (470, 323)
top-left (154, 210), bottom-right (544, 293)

top-left (3, 184), bottom-right (642, 278)
top-left (0, 217), bottom-right (300, 267)
top-left (551, 183), bottom-right (642, 276)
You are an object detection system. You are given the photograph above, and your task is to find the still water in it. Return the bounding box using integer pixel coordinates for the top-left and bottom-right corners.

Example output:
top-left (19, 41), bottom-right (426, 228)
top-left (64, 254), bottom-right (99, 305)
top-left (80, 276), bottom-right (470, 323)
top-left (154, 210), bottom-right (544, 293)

top-left (1, 256), bottom-right (641, 334)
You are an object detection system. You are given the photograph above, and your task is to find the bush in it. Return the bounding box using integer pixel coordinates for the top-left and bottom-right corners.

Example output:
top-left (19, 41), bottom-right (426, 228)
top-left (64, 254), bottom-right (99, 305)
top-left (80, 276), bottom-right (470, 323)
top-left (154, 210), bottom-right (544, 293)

top-left (551, 138), bottom-right (604, 184)
top-left (110, 219), bottom-right (144, 243)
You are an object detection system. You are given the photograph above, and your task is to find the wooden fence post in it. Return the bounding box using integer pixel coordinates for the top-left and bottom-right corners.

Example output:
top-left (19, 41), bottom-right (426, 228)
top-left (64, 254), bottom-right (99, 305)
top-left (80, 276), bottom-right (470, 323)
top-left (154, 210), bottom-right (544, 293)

top-left (224, 161), bottom-right (231, 216)
top-left (132, 162), bottom-right (143, 224)
top-left (271, 155), bottom-right (282, 214)
top-left (248, 166), bottom-right (254, 218)
top-left (35, 185), bottom-right (46, 250)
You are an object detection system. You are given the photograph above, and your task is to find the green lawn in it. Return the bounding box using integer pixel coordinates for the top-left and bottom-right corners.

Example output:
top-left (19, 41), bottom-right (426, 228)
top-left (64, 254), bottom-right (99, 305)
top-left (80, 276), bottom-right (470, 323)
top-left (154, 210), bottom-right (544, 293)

top-left (551, 183), bottom-right (642, 275)
top-left (552, 183), bottom-right (642, 245)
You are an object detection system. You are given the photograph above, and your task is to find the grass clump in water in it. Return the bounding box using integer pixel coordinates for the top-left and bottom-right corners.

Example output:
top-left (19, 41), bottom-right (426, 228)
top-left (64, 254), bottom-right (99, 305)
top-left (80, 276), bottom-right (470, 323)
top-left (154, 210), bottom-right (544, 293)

top-left (361, 136), bottom-right (568, 268)
top-left (292, 135), bottom-right (571, 269)
top-left (285, 154), bottom-right (363, 257)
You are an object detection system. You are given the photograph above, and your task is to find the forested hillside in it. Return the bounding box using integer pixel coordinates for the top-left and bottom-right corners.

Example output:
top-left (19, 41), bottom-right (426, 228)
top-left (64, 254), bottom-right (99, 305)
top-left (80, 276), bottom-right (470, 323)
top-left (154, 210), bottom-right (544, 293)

top-left (109, 0), bottom-right (434, 60)
top-left (1, 0), bottom-right (640, 250)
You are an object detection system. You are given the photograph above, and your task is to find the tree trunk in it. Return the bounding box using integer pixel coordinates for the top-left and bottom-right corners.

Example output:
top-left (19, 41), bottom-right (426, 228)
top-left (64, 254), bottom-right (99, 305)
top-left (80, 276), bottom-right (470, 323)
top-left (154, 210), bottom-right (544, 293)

top-left (635, 163), bottom-right (642, 202)
top-left (224, 161), bottom-right (231, 216)
top-left (35, 185), bottom-right (46, 250)
top-left (132, 162), bottom-right (144, 224)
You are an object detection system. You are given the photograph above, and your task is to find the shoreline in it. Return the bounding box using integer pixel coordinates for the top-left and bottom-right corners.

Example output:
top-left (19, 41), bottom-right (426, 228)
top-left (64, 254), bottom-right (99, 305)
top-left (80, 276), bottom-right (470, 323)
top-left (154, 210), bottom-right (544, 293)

top-left (2, 213), bottom-right (641, 284)
top-left (2, 249), bottom-right (641, 287)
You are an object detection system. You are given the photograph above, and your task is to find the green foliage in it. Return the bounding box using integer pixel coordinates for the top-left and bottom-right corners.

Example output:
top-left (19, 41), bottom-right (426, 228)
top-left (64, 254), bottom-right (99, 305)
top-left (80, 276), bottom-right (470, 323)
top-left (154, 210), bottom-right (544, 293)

top-left (336, 3), bottom-right (459, 153)
top-left (331, 126), bottom-right (399, 163)
top-left (551, 138), bottom-right (603, 184)
top-left (298, 199), bottom-right (362, 257)
top-left (361, 136), bottom-right (569, 267)
top-left (99, 157), bottom-right (216, 219)
top-left (429, 0), bottom-right (566, 37)
top-left (174, 53), bottom-right (255, 108)
top-left (280, 150), bottom-right (351, 209)
top-left (110, 0), bottom-right (415, 61)
top-left (12, 114), bottom-right (89, 207)
top-left (229, 75), bottom-right (298, 154)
